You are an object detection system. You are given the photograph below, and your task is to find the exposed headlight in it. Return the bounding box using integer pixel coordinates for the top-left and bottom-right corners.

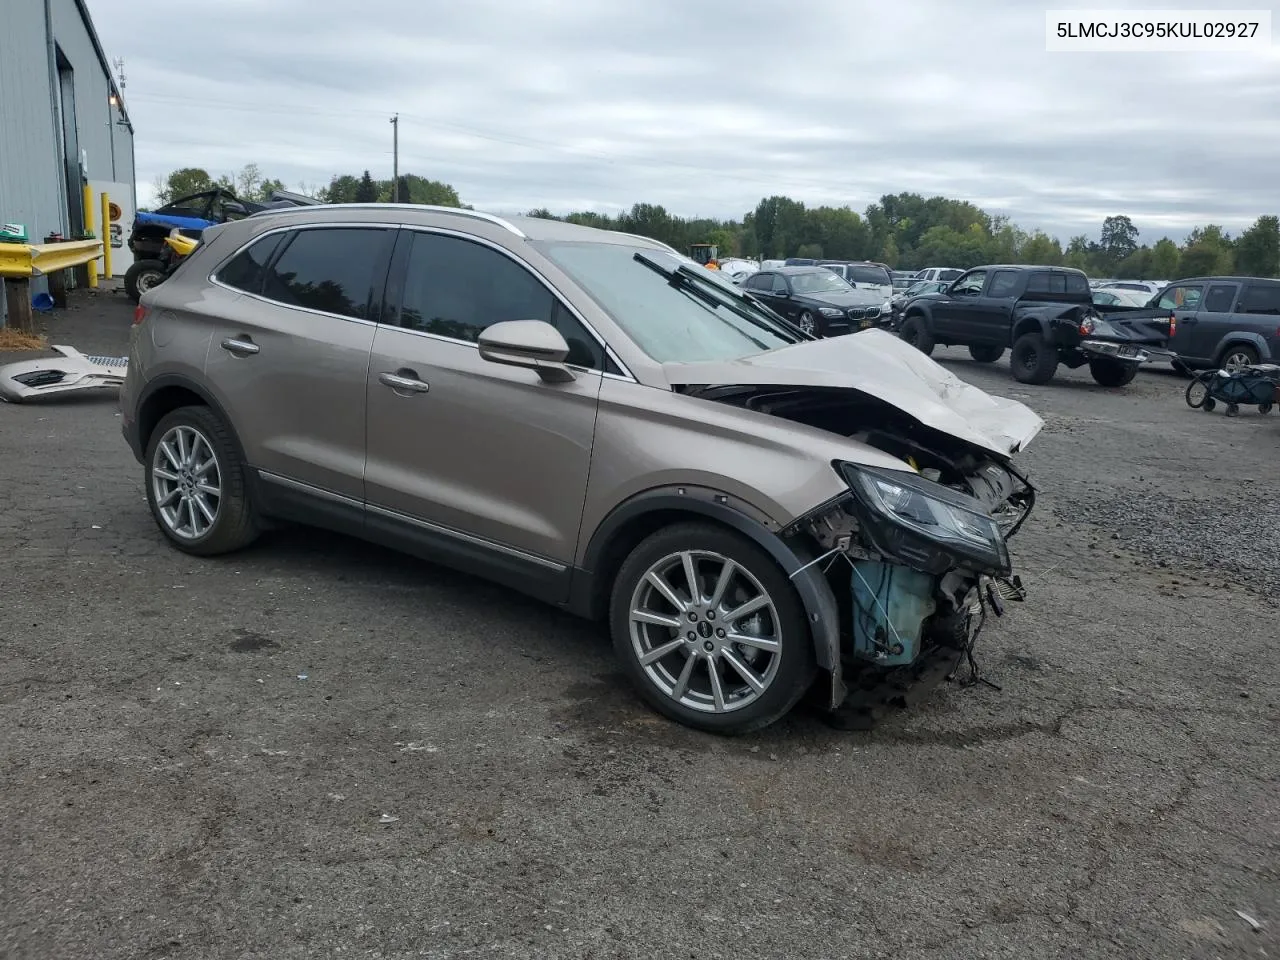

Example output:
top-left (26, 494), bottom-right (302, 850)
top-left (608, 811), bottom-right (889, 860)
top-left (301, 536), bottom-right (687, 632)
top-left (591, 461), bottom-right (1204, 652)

top-left (819, 307), bottom-right (843, 318)
top-left (880, 302), bottom-right (891, 315)
top-left (839, 463), bottom-right (1010, 575)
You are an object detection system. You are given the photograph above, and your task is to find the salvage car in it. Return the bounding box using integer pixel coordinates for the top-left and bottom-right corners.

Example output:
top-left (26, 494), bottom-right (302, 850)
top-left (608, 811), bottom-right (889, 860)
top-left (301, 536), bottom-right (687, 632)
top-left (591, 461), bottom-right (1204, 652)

top-left (898, 265), bottom-right (1171, 386)
top-left (741, 266), bottom-right (891, 336)
top-left (122, 205), bottom-right (1040, 734)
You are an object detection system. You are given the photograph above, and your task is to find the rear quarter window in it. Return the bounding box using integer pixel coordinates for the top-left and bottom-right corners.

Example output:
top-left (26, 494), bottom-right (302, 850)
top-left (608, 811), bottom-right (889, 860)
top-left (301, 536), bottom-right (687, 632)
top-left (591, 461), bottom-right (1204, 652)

top-left (1239, 284), bottom-right (1280, 314)
top-left (215, 233), bottom-right (284, 294)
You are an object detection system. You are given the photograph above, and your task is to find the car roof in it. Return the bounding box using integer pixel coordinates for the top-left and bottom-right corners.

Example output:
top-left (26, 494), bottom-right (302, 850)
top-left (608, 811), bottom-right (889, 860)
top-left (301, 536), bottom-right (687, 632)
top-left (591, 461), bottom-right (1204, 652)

top-left (771, 266), bottom-right (840, 274)
top-left (1174, 275), bottom-right (1280, 285)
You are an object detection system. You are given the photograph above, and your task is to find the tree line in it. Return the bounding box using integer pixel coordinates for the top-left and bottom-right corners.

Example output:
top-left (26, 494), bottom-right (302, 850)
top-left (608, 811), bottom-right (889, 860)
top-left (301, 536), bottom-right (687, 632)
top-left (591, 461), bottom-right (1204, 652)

top-left (152, 166), bottom-right (1279, 280)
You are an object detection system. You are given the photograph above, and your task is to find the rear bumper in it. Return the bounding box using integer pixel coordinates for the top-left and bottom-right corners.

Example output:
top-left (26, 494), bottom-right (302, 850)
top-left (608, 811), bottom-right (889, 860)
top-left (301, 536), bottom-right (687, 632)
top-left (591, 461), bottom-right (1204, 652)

top-left (1080, 339), bottom-right (1151, 363)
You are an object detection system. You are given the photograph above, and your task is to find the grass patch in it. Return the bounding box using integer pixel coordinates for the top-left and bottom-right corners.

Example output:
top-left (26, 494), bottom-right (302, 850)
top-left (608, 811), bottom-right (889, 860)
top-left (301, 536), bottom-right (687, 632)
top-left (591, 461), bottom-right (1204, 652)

top-left (0, 328), bottom-right (49, 351)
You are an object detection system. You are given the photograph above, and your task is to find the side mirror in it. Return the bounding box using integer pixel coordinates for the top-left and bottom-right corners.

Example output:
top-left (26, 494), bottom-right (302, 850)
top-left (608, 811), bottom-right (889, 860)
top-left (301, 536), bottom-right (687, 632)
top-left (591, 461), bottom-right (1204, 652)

top-left (478, 320), bottom-right (576, 383)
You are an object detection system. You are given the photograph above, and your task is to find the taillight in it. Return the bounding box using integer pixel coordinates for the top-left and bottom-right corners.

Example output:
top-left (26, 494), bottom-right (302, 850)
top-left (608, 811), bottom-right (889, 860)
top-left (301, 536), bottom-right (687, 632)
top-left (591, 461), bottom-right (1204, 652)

top-left (1168, 312), bottom-right (1176, 337)
top-left (133, 305), bottom-right (148, 326)
top-left (1079, 317), bottom-right (1096, 336)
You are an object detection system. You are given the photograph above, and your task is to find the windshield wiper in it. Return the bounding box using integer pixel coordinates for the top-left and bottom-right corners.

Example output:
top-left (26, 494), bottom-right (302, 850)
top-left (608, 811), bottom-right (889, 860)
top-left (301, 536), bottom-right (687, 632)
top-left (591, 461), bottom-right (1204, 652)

top-left (632, 252), bottom-right (811, 342)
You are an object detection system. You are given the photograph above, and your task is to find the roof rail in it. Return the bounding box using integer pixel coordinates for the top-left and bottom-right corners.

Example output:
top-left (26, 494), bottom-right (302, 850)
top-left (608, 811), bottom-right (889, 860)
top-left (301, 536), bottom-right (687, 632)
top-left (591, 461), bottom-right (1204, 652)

top-left (247, 202), bottom-right (526, 238)
top-left (611, 231), bottom-right (683, 256)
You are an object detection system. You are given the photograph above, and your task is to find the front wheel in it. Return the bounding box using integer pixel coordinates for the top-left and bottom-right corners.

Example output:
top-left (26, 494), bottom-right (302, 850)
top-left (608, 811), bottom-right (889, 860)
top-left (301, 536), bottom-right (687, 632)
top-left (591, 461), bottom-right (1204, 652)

top-left (899, 315), bottom-right (935, 356)
top-left (968, 344), bottom-right (1005, 363)
top-left (1010, 331), bottom-right (1060, 384)
top-left (609, 522), bottom-right (817, 735)
top-left (124, 259), bottom-right (167, 302)
top-left (797, 311), bottom-right (819, 337)
top-left (1089, 358), bottom-right (1139, 387)
top-left (144, 405), bottom-right (260, 556)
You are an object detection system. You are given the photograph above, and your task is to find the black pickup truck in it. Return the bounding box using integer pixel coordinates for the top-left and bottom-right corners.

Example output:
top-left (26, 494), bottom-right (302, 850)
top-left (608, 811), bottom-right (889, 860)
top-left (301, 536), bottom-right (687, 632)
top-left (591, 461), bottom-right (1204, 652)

top-left (897, 265), bottom-right (1172, 386)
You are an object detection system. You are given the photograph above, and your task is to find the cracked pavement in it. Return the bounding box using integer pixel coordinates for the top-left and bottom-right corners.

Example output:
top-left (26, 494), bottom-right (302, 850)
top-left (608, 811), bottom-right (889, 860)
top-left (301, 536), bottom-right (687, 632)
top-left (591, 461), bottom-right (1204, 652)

top-left (1, 290), bottom-right (1277, 959)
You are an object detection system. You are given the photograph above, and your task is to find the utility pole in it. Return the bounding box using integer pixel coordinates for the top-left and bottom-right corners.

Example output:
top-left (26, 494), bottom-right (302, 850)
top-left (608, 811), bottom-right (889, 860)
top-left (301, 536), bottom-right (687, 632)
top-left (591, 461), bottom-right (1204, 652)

top-left (390, 114), bottom-right (399, 202)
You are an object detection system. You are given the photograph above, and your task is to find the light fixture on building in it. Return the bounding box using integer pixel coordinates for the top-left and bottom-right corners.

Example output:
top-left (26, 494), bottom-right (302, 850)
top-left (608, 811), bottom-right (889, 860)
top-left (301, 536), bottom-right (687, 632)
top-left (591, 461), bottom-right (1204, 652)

top-left (109, 94), bottom-right (118, 106)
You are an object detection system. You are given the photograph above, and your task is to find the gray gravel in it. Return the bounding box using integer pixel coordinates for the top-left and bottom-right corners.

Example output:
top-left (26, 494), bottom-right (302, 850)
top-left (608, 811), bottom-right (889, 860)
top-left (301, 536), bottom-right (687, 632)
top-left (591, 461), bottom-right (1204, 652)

top-left (2, 298), bottom-right (1278, 960)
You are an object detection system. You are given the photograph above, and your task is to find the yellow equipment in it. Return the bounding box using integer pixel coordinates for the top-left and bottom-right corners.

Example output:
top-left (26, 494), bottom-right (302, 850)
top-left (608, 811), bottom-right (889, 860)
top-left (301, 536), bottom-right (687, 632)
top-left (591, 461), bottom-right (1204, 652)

top-left (689, 243), bottom-right (719, 269)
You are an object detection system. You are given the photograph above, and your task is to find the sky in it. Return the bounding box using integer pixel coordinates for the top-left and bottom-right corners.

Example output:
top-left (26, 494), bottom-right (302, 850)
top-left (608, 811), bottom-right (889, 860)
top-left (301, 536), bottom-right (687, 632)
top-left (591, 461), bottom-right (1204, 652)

top-left (89, 0), bottom-right (1280, 244)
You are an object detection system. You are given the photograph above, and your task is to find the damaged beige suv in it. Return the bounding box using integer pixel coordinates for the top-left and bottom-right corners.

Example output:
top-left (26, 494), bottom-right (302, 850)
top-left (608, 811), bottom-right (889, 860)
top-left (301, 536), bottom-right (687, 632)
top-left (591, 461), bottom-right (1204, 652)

top-left (122, 204), bottom-right (1041, 734)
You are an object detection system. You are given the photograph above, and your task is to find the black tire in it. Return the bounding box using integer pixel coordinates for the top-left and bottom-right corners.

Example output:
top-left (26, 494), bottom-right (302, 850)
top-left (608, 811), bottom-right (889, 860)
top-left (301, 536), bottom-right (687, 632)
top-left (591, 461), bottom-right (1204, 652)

top-left (1089, 359), bottom-right (1139, 387)
top-left (1219, 344), bottom-right (1259, 372)
top-left (968, 344), bottom-right (1005, 363)
top-left (1259, 402), bottom-right (1273, 415)
top-left (1225, 403), bottom-right (1239, 418)
top-left (144, 405), bottom-right (259, 556)
top-left (124, 259), bottom-right (167, 302)
top-left (899, 315), bottom-right (935, 356)
top-left (1010, 331), bottom-right (1060, 384)
top-left (1184, 377), bottom-right (1209, 408)
top-left (609, 521), bottom-right (817, 735)
top-left (1203, 397), bottom-right (1217, 412)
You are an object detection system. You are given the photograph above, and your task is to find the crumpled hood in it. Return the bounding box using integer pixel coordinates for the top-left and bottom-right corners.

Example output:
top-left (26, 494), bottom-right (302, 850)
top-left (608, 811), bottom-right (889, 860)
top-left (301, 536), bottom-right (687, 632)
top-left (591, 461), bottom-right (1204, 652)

top-left (662, 328), bottom-right (1044, 457)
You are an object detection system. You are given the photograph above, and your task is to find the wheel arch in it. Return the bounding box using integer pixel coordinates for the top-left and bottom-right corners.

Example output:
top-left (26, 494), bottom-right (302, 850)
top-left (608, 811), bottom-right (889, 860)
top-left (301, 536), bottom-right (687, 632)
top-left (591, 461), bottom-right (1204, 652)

top-left (1214, 332), bottom-right (1270, 365)
top-left (569, 489), bottom-right (844, 706)
top-left (134, 374), bottom-right (247, 467)
top-left (1012, 313), bottom-right (1052, 342)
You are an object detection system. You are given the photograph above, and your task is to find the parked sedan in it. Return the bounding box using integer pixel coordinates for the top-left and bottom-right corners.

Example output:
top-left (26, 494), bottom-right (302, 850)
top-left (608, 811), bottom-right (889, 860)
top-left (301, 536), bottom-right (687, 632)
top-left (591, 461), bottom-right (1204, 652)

top-left (741, 267), bottom-right (890, 336)
top-left (1091, 288), bottom-right (1150, 308)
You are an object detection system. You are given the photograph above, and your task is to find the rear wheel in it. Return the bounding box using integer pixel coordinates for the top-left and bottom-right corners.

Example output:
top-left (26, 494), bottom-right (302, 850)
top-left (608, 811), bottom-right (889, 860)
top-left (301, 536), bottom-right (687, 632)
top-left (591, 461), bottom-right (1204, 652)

top-left (1089, 359), bottom-right (1139, 387)
top-left (1220, 344), bottom-right (1259, 373)
top-left (968, 344), bottom-right (1004, 363)
top-left (899, 315), bottom-right (935, 356)
top-left (609, 522), bottom-right (817, 735)
top-left (144, 405), bottom-right (259, 556)
top-left (124, 259), bottom-right (167, 302)
top-left (1010, 331), bottom-right (1059, 384)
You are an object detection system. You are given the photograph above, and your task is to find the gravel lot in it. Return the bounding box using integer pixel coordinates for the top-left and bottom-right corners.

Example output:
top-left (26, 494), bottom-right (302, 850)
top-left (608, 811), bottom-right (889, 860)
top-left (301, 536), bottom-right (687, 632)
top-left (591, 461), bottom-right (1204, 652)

top-left (2, 290), bottom-right (1277, 960)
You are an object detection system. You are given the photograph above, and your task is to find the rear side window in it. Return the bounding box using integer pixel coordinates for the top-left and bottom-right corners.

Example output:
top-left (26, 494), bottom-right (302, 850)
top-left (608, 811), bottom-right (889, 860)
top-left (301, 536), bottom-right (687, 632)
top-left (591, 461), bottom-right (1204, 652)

top-left (1202, 284), bottom-right (1238, 313)
top-left (1238, 284), bottom-right (1280, 314)
top-left (1065, 273), bottom-right (1089, 295)
top-left (262, 227), bottom-right (391, 320)
top-left (216, 233), bottom-right (284, 294)
top-left (1027, 272), bottom-right (1066, 294)
top-left (743, 273), bottom-right (770, 291)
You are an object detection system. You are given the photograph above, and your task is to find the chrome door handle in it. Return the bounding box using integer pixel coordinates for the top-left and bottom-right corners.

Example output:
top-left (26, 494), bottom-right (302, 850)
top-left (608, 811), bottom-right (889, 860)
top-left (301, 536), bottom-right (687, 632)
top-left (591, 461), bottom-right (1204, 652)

top-left (379, 371), bottom-right (430, 394)
top-left (220, 337), bottom-right (259, 356)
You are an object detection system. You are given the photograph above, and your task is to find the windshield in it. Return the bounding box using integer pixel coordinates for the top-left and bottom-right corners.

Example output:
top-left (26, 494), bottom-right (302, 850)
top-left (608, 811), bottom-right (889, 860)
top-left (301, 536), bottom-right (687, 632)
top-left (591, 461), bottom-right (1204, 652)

top-left (534, 241), bottom-right (803, 363)
top-left (850, 265), bottom-right (892, 286)
top-left (789, 270), bottom-right (852, 295)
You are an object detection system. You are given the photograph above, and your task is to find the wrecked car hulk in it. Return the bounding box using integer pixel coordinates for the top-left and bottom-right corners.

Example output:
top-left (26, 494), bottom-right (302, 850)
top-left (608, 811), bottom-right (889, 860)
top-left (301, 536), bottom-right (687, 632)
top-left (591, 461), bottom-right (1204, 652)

top-left (120, 205), bottom-right (1041, 735)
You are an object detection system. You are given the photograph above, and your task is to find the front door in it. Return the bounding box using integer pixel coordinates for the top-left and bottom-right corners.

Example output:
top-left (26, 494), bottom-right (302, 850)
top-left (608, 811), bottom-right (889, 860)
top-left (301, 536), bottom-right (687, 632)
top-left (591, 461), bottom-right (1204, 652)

top-left (203, 224), bottom-right (395, 500)
top-left (933, 268), bottom-right (987, 339)
top-left (1156, 283), bottom-right (1206, 361)
top-left (1192, 282), bottom-right (1240, 361)
top-left (364, 229), bottom-right (604, 587)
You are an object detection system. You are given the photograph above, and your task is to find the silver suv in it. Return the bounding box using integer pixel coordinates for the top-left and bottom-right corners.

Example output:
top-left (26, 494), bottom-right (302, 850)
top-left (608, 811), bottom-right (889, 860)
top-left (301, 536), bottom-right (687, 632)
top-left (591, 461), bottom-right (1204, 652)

top-left (121, 204), bottom-right (1042, 734)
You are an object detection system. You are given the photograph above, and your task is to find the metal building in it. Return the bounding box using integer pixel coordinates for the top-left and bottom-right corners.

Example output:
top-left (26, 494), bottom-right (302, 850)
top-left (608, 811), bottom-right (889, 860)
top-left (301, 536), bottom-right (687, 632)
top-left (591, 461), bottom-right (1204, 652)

top-left (1, 0), bottom-right (135, 304)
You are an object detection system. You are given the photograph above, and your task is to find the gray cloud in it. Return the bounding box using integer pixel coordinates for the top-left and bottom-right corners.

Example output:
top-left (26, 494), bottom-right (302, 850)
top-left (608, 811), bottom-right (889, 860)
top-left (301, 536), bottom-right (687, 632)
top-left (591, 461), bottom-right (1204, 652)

top-left (90, 0), bottom-right (1280, 243)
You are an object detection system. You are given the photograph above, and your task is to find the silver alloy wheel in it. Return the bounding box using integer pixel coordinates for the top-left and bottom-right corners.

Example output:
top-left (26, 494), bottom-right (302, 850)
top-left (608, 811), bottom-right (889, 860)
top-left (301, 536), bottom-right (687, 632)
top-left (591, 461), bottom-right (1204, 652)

top-left (136, 269), bottom-right (164, 293)
top-left (1223, 350), bottom-right (1254, 373)
top-left (628, 549), bottom-right (783, 714)
top-left (798, 311), bottom-right (816, 335)
top-left (150, 424), bottom-right (222, 540)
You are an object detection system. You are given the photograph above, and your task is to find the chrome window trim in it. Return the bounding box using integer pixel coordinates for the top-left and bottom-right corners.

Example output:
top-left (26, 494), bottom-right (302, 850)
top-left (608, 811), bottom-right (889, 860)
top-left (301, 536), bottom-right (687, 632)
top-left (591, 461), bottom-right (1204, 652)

top-left (392, 224), bottom-right (637, 382)
top-left (207, 221), bottom-right (397, 326)
top-left (246, 202), bottom-right (527, 237)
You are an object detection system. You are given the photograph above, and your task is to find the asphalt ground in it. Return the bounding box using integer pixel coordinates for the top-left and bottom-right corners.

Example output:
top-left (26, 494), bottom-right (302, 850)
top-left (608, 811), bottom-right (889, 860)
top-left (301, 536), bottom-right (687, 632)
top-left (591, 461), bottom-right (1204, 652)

top-left (2, 288), bottom-right (1277, 959)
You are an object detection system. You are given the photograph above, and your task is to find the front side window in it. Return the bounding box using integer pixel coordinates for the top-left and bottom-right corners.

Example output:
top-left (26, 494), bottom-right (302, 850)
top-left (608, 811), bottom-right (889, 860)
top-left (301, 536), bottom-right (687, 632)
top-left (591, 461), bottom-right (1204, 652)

top-left (1156, 284), bottom-right (1203, 311)
top-left (953, 270), bottom-right (987, 295)
top-left (398, 232), bottom-right (604, 369)
top-left (216, 233), bottom-right (284, 294)
top-left (262, 228), bottom-right (391, 320)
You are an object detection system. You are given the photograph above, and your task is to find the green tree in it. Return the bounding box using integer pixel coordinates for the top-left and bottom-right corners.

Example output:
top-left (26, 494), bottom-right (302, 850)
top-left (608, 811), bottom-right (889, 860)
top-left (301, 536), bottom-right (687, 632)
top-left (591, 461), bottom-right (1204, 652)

top-left (154, 167), bottom-right (216, 205)
top-left (1100, 215), bottom-right (1139, 267)
top-left (1179, 225), bottom-right (1234, 277)
top-left (796, 243), bottom-right (824, 259)
top-left (321, 174), bottom-right (360, 204)
top-left (1149, 238), bottom-right (1180, 278)
top-left (1234, 215), bottom-right (1280, 277)
top-left (354, 170), bottom-right (379, 203)
top-left (1021, 231), bottom-right (1063, 265)
top-left (880, 234), bottom-right (899, 267)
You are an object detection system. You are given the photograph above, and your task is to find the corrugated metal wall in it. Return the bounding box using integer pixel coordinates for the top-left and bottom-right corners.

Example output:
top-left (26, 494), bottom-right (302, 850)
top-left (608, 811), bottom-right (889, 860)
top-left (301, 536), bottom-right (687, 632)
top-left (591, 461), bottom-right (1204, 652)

top-left (0, 0), bottom-right (136, 318)
top-left (0, 0), bottom-right (65, 245)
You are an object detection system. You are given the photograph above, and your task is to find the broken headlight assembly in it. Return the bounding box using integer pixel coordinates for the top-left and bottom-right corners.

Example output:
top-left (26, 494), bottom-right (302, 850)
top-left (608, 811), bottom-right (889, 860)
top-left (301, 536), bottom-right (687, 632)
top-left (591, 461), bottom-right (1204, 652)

top-left (838, 463), bottom-right (1011, 576)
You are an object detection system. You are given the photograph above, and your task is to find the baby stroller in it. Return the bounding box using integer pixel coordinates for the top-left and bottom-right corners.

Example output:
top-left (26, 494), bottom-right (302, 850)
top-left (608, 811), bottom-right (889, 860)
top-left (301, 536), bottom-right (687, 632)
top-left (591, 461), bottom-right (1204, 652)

top-left (1184, 362), bottom-right (1280, 416)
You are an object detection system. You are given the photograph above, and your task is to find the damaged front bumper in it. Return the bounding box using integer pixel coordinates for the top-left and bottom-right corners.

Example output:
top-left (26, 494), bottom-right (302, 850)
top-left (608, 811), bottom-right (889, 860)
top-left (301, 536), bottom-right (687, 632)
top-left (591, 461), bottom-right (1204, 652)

top-left (782, 456), bottom-right (1035, 717)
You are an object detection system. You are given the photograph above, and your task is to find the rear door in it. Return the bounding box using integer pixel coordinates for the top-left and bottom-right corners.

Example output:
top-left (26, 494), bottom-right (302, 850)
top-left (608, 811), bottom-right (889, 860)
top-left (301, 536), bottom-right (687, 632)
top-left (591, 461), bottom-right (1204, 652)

top-left (204, 223), bottom-right (395, 500)
top-left (1192, 282), bottom-right (1241, 360)
top-left (363, 228), bottom-right (605, 588)
top-left (1156, 282), bottom-right (1207, 360)
top-left (1234, 284), bottom-right (1280, 358)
